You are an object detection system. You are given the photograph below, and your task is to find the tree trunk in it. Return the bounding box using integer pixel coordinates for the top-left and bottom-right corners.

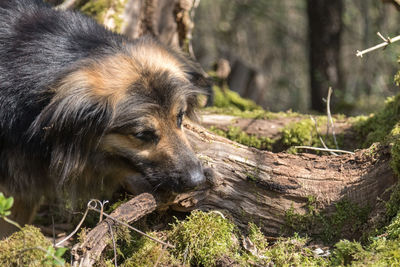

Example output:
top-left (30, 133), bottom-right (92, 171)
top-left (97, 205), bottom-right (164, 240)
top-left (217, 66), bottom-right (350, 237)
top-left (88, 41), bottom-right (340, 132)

top-left (307, 0), bottom-right (343, 112)
top-left (167, 123), bottom-right (397, 238)
top-left (122, 0), bottom-right (196, 50)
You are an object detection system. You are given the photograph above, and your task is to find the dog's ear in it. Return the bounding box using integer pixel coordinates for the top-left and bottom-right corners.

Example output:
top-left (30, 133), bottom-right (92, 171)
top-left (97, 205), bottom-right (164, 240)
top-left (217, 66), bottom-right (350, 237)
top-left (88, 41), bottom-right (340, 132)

top-left (184, 64), bottom-right (214, 107)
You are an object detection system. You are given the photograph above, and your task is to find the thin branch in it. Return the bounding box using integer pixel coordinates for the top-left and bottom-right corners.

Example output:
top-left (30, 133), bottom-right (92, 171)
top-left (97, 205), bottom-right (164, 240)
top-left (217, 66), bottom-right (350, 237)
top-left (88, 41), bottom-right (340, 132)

top-left (326, 87), bottom-right (339, 150)
top-left (107, 222), bottom-right (118, 267)
top-left (356, 32), bottom-right (400, 57)
top-left (55, 206), bottom-right (90, 247)
top-left (310, 115), bottom-right (338, 156)
top-left (88, 204), bottom-right (175, 249)
top-left (294, 146), bottom-right (354, 154)
top-left (153, 245), bottom-right (166, 267)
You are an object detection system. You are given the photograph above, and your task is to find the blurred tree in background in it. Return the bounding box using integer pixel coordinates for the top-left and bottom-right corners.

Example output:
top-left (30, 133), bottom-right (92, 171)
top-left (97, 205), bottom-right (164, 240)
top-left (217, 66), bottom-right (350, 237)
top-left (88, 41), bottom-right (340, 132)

top-left (193, 0), bottom-right (400, 114)
top-left (307, 0), bottom-right (343, 112)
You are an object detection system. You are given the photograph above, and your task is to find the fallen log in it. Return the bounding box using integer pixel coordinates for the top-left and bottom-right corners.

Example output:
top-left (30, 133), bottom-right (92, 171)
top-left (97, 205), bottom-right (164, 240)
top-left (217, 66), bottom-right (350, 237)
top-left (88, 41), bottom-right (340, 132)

top-left (71, 193), bottom-right (157, 267)
top-left (168, 123), bottom-right (397, 237)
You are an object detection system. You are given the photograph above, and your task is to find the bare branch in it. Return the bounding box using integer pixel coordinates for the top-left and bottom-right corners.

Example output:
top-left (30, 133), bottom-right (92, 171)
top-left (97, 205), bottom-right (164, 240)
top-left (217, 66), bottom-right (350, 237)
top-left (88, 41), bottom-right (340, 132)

top-left (294, 146), bottom-right (355, 154)
top-left (356, 32), bottom-right (400, 57)
top-left (310, 115), bottom-right (338, 156)
top-left (326, 87), bottom-right (339, 149)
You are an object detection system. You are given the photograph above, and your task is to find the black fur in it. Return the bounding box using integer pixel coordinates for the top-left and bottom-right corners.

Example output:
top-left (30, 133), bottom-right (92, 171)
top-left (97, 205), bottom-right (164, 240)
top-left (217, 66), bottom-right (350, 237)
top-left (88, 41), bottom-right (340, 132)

top-left (0, 0), bottom-right (207, 210)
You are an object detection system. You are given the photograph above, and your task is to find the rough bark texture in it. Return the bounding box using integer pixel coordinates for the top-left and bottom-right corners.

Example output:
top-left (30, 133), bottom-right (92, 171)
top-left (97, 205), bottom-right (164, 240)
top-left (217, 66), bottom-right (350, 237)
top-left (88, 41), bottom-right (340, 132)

top-left (307, 0), bottom-right (343, 112)
top-left (168, 123), bottom-right (397, 237)
top-left (71, 193), bottom-right (156, 267)
top-left (122, 0), bottom-right (195, 49)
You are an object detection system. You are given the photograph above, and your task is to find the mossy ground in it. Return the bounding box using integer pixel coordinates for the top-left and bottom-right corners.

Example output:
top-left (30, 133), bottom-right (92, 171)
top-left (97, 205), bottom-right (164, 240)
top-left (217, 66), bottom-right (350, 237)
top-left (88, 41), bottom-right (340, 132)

top-left (0, 225), bottom-right (66, 266)
top-left (98, 211), bottom-right (332, 266)
top-left (209, 126), bottom-right (274, 150)
top-left (206, 85), bottom-right (345, 153)
top-left (283, 197), bottom-right (370, 244)
top-left (110, 210), bottom-right (400, 266)
top-left (279, 116), bottom-right (344, 153)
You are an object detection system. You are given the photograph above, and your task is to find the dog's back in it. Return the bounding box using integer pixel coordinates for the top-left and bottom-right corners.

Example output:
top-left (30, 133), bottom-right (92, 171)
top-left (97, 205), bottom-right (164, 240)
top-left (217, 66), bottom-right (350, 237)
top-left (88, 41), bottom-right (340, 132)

top-left (0, 0), bottom-right (121, 235)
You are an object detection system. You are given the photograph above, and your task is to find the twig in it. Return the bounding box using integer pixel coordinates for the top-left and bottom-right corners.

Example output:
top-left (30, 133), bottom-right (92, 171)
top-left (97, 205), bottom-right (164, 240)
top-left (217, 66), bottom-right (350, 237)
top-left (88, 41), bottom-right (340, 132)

top-left (310, 115), bottom-right (338, 156)
top-left (153, 245), bottom-right (166, 267)
top-left (55, 206), bottom-right (90, 247)
top-left (52, 215), bottom-right (56, 247)
top-left (107, 222), bottom-right (118, 267)
top-left (88, 204), bottom-right (174, 249)
top-left (294, 146), bottom-right (354, 154)
top-left (99, 200), bottom-right (109, 223)
top-left (326, 87), bottom-right (339, 150)
top-left (356, 32), bottom-right (400, 57)
top-left (71, 194), bottom-right (160, 266)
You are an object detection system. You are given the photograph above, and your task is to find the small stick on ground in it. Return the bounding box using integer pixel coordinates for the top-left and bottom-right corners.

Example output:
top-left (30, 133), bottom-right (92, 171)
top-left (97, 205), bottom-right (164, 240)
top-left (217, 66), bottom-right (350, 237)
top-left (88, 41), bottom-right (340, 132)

top-left (71, 193), bottom-right (157, 267)
top-left (294, 146), bottom-right (354, 154)
top-left (310, 115), bottom-right (338, 156)
top-left (326, 87), bottom-right (339, 150)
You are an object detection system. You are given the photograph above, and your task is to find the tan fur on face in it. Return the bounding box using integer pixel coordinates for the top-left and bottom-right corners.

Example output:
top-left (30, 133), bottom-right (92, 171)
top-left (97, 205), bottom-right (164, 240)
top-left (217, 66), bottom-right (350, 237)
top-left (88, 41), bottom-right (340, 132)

top-left (56, 42), bottom-right (187, 107)
top-left (128, 44), bottom-right (186, 80)
top-left (55, 54), bottom-right (139, 107)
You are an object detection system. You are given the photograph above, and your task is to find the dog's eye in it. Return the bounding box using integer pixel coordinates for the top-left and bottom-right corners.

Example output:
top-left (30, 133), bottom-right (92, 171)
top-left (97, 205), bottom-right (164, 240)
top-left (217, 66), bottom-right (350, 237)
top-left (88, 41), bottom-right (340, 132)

top-left (177, 111), bottom-right (185, 128)
top-left (134, 131), bottom-right (159, 143)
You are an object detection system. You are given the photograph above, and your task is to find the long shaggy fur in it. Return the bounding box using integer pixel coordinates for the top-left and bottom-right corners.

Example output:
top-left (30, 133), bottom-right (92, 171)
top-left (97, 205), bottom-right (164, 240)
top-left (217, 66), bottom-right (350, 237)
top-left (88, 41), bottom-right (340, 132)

top-left (0, 0), bottom-right (208, 210)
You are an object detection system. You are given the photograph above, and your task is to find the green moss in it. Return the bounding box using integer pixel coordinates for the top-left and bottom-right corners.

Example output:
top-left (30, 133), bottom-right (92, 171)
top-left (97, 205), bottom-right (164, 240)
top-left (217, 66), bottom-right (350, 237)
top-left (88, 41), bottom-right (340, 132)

top-left (0, 225), bottom-right (57, 266)
top-left (205, 84), bottom-right (304, 119)
top-left (280, 117), bottom-right (343, 154)
top-left (247, 222), bottom-right (268, 252)
top-left (213, 85), bottom-right (261, 111)
top-left (203, 106), bottom-right (303, 120)
top-left (330, 236), bottom-right (400, 266)
top-left (284, 199), bottom-right (370, 244)
top-left (386, 183), bottom-right (400, 220)
top-left (352, 95), bottom-right (400, 148)
top-left (265, 234), bottom-right (329, 267)
top-left (210, 126), bottom-right (274, 150)
top-left (121, 232), bottom-right (179, 267)
top-left (387, 212), bottom-right (400, 239)
top-left (79, 0), bottom-right (127, 32)
top-left (168, 210), bottom-right (238, 266)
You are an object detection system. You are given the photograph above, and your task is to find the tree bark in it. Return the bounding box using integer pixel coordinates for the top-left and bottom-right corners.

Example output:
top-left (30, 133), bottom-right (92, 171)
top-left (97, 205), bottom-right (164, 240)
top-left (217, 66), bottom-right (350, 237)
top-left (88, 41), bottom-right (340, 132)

top-left (167, 123), bottom-right (397, 237)
top-left (122, 0), bottom-right (196, 50)
top-left (307, 0), bottom-right (343, 112)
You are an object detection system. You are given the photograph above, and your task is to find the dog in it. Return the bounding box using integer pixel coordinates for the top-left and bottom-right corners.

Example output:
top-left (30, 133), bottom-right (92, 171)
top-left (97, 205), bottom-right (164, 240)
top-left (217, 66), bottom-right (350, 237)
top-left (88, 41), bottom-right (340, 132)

top-left (0, 0), bottom-right (209, 237)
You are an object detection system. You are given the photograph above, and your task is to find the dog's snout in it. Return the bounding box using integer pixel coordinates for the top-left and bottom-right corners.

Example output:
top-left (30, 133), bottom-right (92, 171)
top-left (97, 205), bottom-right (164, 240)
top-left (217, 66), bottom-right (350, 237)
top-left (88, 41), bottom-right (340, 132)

top-left (181, 160), bottom-right (206, 190)
top-left (187, 168), bottom-right (206, 188)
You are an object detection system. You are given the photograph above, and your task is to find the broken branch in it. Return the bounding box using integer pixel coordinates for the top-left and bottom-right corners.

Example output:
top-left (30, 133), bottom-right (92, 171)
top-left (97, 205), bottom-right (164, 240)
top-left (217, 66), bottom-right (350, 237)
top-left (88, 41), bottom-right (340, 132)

top-left (356, 32), bottom-right (400, 57)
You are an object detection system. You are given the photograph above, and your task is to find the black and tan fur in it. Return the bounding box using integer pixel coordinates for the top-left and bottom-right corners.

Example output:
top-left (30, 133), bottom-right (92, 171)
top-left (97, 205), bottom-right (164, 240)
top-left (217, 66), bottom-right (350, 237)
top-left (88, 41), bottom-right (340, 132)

top-left (0, 0), bottom-right (209, 237)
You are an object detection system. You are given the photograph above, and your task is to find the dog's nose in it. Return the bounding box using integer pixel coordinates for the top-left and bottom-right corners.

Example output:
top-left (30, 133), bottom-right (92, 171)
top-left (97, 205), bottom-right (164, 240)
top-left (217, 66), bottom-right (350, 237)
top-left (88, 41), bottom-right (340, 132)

top-left (184, 166), bottom-right (206, 190)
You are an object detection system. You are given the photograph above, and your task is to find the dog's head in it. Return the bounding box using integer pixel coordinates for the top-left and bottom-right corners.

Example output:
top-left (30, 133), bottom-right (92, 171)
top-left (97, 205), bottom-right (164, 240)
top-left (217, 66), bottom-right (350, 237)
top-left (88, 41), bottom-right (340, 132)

top-left (31, 36), bottom-right (210, 195)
